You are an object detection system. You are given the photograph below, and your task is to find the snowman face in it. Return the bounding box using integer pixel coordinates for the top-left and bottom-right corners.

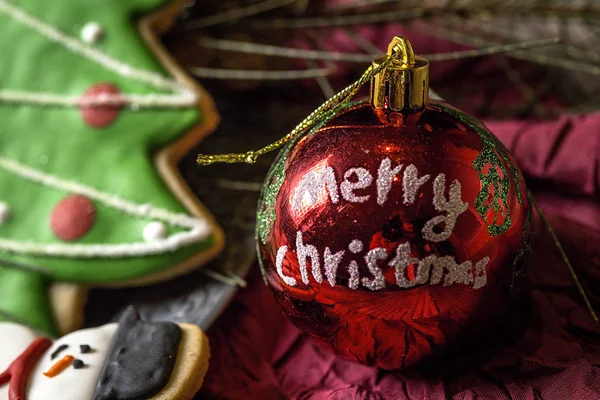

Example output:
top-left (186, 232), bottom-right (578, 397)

top-left (0, 323), bottom-right (40, 400)
top-left (27, 323), bottom-right (117, 400)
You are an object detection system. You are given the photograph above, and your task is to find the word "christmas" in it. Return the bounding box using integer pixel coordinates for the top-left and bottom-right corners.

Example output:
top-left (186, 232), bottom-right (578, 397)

top-left (276, 233), bottom-right (489, 291)
top-left (277, 159), bottom-right (490, 291)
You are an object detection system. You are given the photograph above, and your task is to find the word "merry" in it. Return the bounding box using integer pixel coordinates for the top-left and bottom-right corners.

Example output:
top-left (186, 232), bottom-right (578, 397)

top-left (276, 232), bottom-right (489, 291)
top-left (292, 160), bottom-right (468, 243)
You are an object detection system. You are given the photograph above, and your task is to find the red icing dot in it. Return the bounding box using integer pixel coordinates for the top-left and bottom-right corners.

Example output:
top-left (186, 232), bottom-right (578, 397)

top-left (50, 195), bottom-right (96, 241)
top-left (80, 83), bottom-right (122, 128)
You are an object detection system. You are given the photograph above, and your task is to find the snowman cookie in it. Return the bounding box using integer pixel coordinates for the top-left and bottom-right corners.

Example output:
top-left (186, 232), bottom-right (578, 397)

top-left (0, 0), bottom-right (223, 336)
top-left (0, 308), bottom-right (210, 400)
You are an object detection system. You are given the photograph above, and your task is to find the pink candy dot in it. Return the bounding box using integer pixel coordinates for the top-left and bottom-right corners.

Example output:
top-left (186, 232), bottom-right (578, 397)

top-left (50, 195), bottom-right (96, 241)
top-left (80, 83), bottom-right (122, 128)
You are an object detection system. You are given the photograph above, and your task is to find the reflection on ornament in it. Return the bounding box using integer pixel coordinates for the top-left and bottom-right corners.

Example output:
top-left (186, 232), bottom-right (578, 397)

top-left (80, 22), bottom-right (103, 44)
top-left (256, 37), bottom-right (533, 369)
top-left (143, 221), bottom-right (167, 242)
top-left (289, 158), bottom-right (337, 221)
top-left (0, 202), bottom-right (11, 224)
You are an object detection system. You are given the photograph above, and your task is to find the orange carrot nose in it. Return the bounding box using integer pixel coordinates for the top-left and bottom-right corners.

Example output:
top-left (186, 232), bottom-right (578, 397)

top-left (43, 355), bottom-right (74, 378)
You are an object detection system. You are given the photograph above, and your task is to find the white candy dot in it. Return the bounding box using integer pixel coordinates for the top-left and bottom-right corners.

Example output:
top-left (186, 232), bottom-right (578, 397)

top-left (143, 221), bottom-right (167, 242)
top-left (0, 202), bottom-right (11, 224)
top-left (81, 22), bottom-right (104, 44)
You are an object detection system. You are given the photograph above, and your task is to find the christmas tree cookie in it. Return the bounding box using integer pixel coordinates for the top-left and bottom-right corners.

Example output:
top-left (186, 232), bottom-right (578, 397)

top-left (0, 0), bottom-right (223, 335)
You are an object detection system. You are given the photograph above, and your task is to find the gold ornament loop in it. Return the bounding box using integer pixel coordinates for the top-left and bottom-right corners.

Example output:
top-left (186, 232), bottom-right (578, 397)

top-left (371, 36), bottom-right (429, 113)
top-left (388, 36), bottom-right (415, 68)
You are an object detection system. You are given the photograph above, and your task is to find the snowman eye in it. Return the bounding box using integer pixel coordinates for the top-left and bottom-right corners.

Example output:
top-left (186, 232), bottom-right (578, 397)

top-left (50, 344), bottom-right (69, 360)
top-left (80, 344), bottom-right (92, 354)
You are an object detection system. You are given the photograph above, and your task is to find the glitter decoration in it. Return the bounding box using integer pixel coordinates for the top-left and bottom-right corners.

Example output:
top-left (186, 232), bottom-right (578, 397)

top-left (428, 255), bottom-right (446, 285)
top-left (390, 243), bottom-right (416, 288)
top-left (422, 174), bottom-right (468, 242)
top-left (348, 239), bottom-right (363, 253)
top-left (296, 231), bottom-right (321, 284)
top-left (340, 167), bottom-right (372, 203)
top-left (324, 247), bottom-right (344, 287)
top-left (402, 164), bottom-right (430, 205)
top-left (276, 245), bottom-right (296, 286)
top-left (361, 247), bottom-right (387, 290)
top-left (256, 145), bottom-right (287, 246)
top-left (347, 260), bottom-right (359, 289)
top-left (391, 244), bottom-right (438, 289)
top-left (473, 257), bottom-right (491, 290)
top-left (292, 166), bottom-right (339, 210)
top-left (413, 256), bottom-right (435, 287)
top-left (252, 36), bottom-right (534, 370)
top-left (376, 158), bottom-right (403, 205)
top-left (430, 104), bottom-right (524, 236)
top-left (428, 103), bottom-right (531, 289)
top-left (441, 257), bottom-right (474, 286)
top-left (256, 100), bottom-right (365, 246)
top-left (255, 99), bottom-right (533, 369)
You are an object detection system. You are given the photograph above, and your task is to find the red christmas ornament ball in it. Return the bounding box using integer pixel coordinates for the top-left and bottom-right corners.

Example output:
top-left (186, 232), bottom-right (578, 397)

top-left (256, 100), bottom-right (532, 370)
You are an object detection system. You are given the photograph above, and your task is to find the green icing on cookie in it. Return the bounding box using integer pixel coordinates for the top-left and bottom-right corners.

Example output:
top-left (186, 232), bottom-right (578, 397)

top-left (0, 268), bottom-right (55, 335)
top-left (0, 0), bottom-right (218, 333)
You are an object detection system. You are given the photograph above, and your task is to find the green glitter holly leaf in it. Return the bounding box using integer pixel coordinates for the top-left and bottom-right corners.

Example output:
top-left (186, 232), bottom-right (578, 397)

top-left (472, 150), bottom-right (513, 236)
top-left (431, 104), bottom-right (524, 237)
top-left (256, 100), bottom-right (362, 246)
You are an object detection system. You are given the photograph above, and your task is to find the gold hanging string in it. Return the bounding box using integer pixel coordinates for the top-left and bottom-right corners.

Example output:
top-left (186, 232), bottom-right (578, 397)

top-left (528, 190), bottom-right (598, 322)
top-left (197, 50), bottom-right (400, 165)
top-left (197, 38), bottom-right (559, 166)
top-left (197, 34), bottom-right (597, 322)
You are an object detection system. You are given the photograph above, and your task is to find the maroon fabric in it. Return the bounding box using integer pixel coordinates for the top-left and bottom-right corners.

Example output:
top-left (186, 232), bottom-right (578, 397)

top-left (200, 112), bottom-right (600, 399)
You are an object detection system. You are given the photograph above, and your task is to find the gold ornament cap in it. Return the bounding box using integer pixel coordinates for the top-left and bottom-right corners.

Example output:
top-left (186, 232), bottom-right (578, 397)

top-left (370, 36), bottom-right (429, 113)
